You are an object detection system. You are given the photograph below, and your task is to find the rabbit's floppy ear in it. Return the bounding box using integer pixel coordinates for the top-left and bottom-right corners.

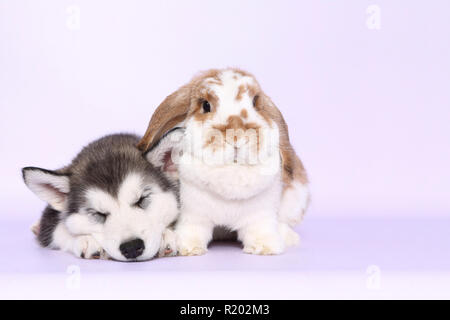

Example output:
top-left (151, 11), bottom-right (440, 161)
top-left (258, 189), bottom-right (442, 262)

top-left (258, 93), bottom-right (308, 187)
top-left (137, 84), bottom-right (191, 153)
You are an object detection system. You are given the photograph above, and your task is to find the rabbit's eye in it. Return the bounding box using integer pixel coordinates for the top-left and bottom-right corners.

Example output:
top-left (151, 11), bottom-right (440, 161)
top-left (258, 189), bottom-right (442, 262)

top-left (253, 95), bottom-right (259, 108)
top-left (202, 101), bottom-right (211, 113)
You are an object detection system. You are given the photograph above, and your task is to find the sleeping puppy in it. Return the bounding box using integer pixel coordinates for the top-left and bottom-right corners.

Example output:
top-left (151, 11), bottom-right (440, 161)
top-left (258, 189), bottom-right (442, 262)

top-left (137, 68), bottom-right (310, 256)
top-left (22, 131), bottom-right (181, 261)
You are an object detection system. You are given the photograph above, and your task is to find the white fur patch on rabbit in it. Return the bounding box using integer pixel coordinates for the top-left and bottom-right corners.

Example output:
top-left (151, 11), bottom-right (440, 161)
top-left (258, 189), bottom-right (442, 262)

top-left (139, 68), bottom-right (310, 255)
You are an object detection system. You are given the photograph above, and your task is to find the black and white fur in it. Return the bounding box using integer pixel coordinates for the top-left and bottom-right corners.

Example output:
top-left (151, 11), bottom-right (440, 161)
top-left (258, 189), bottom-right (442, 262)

top-left (22, 132), bottom-right (182, 261)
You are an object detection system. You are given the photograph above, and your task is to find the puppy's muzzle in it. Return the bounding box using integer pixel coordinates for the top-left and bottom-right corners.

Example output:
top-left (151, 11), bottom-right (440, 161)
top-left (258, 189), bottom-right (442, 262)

top-left (119, 238), bottom-right (145, 259)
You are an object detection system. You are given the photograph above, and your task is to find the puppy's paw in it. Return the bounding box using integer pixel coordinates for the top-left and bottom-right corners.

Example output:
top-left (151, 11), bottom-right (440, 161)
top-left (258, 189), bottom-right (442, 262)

top-left (159, 229), bottom-right (178, 257)
top-left (73, 235), bottom-right (108, 260)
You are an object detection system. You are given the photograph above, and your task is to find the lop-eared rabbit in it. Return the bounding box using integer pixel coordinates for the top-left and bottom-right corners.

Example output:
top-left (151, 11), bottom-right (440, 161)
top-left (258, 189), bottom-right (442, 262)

top-left (138, 68), bottom-right (309, 255)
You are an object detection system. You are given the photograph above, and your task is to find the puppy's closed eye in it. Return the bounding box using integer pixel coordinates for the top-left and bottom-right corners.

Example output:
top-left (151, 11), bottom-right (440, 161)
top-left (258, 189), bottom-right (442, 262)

top-left (87, 209), bottom-right (109, 223)
top-left (134, 192), bottom-right (151, 209)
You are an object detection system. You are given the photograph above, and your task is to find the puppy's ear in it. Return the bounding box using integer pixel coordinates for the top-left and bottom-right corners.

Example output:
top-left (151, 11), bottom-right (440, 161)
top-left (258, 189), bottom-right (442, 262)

top-left (22, 167), bottom-right (70, 212)
top-left (137, 85), bottom-right (191, 153)
top-left (144, 128), bottom-right (184, 175)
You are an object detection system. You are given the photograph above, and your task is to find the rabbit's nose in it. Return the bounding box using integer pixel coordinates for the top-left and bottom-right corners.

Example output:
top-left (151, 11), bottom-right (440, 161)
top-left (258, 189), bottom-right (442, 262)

top-left (227, 115), bottom-right (245, 130)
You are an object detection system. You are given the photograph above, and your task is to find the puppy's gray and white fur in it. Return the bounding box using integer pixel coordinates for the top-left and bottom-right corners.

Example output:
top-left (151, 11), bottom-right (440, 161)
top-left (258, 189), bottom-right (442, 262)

top-left (22, 131), bottom-right (182, 261)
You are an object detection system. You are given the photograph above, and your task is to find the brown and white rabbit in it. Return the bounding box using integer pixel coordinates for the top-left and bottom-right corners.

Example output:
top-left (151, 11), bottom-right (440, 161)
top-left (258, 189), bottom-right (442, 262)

top-left (138, 68), bottom-right (309, 255)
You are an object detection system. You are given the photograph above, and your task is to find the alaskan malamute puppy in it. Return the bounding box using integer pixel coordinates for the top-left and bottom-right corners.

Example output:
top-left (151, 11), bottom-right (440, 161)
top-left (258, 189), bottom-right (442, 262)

top-left (22, 131), bottom-right (181, 261)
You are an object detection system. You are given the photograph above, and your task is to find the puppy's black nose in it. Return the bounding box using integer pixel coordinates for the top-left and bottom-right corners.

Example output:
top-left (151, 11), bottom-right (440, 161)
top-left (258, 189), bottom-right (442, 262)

top-left (119, 238), bottom-right (145, 259)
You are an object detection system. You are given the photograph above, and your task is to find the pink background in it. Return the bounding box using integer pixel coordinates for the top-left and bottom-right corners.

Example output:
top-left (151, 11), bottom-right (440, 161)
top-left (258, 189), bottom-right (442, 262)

top-left (2, 1), bottom-right (449, 220)
top-left (1, 0), bottom-right (450, 300)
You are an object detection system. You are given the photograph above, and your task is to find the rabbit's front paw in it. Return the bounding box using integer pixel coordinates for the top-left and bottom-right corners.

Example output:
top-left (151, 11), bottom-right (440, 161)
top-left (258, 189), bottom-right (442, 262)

top-left (242, 232), bottom-right (285, 255)
top-left (178, 237), bottom-right (208, 256)
top-left (175, 222), bottom-right (211, 256)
